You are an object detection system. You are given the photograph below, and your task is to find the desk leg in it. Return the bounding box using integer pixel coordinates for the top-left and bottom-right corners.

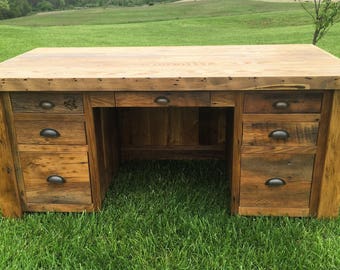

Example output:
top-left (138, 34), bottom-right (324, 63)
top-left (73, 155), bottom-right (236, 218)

top-left (0, 93), bottom-right (23, 217)
top-left (318, 90), bottom-right (340, 218)
top-left (231, 93), bottom-right (243, 214)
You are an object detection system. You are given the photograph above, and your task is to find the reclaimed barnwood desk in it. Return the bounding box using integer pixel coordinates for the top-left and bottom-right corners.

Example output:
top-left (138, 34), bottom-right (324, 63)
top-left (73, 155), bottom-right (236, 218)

top-left (0, 45), bottom-right (339, 218)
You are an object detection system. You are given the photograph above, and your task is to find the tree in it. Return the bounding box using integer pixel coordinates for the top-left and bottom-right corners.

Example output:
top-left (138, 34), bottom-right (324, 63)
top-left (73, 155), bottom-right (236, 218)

top-left (0, 0), bottom-right (9, 10)
top-left (300, 0), bottom-right (340, 44)
top-left (0, 0), bottom-right (10, 19)
top-left (7, 0), bottom-right (31, 18)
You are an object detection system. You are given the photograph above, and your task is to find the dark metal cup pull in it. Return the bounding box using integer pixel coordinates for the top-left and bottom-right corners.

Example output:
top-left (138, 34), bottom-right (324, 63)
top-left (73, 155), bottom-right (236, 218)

top-left (269, 130), bottom-right (290, 140)
top-left (273, 100), bottom-right (289, 109)
top-left (154, 96), bottom-right (170, 105)
top-left (40, 128), bottom-right (60, 138)
top-left (265, 178), bottom-right (286, 186)
top-left (47, 175), bottom-right (65, 184)
top-left (39, 100), bottom-right (55, 110)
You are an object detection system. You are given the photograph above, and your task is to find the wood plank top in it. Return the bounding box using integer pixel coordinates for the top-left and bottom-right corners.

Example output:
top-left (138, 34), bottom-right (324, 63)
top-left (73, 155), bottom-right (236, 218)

top-left (0, 45), bottom-right (339, 91)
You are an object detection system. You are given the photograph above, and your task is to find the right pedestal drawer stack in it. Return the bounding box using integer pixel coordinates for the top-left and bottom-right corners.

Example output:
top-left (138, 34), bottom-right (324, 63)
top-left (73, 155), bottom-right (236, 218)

top-left (239, 91), bottom-right (327, 217)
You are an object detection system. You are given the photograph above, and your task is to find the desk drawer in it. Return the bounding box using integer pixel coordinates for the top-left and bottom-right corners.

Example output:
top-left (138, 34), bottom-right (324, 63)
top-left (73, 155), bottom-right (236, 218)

top-left (20, 152), bottom-right (92, 204)
top-left (244, 92), bottom-right (322, 114)
top-left (15, 120), bottom-right (86, 145)
top-left (240, 154), bottom-right (314, 210)
top-left (115, 92), bottom-right (210, 107)
top-left (11, 93), bottom-right (83, 114)
top-left (242, 121), bottom-right (319, 146)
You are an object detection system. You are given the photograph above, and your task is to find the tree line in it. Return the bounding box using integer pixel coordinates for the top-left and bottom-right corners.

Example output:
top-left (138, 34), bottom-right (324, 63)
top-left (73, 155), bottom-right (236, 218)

top-left (0, 0), bottom-right (174, 19)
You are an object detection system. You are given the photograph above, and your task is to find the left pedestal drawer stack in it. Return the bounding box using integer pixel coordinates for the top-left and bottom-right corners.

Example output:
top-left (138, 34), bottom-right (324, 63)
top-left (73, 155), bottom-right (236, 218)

top-left (9, 93), bottom-right (93, 212)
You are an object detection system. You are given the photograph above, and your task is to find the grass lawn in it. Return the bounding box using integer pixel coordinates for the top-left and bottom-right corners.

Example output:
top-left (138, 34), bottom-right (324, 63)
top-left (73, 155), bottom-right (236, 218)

top-left (0, 0), bottom-right (340, 269)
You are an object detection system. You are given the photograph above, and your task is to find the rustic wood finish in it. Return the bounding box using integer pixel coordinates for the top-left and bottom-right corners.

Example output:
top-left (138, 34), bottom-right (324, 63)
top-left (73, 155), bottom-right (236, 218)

top-left (244, 92), bottom-right (322, 114)
top-left (83, 94), bottom-right (102, 210)
top-left (0, 45), bottom-right (339, 218)
top-left (115, 92), bottom-right (210, 107)
top-left (0, 46), bottom-right (339, 91)
top-left (240, 154), bottom-right (314, 212)
top-left (0, 94), bottom-right (22, 217)
top-left (242, 121), bottom-right (319, 146)
top-left (11, 93), bottom-right (84, 113)
top-left (318, 90), bottom-right (340, 217)
top-left (118, 107), bottom-right (227, 160)
top-left (231, 94), bottom-right (243, 214)
top-left (15, 120), bottom-right (86, 145)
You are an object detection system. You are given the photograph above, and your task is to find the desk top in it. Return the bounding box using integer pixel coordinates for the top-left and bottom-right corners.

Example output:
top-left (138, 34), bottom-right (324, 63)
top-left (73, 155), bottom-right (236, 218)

top-left (0, 45), bottom-right (339, 91)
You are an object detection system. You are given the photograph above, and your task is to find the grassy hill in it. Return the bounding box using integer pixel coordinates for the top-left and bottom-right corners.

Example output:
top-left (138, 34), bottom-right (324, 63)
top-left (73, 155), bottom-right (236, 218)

top-left (0, 0), bottom-right (339, 62)
top-left (0, 1), bottom-right (340, 269)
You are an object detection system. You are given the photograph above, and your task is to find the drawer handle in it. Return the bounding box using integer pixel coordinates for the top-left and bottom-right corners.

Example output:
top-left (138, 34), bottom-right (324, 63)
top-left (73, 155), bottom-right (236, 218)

top-left (154, 96), bottom-right (170, 105)
top-left (40, 128), bottom-right (60, 138)
top-left (269, 130), bottom-right (290, 140)
top-left (39, 100), bottom-right (55, 110)
top-left (273, 101), bottom-right (289, 109)
top-left (47, 175), bottom-right (65, 184)
top-left (265, 178), bottom-right (286, 187)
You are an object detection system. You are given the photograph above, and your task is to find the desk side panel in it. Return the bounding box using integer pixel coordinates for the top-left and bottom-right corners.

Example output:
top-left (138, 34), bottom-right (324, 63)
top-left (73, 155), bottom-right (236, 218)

top-left (318, 90), bottom-right (340, 218)
top-left (0, 93), bottom-right (23, 217)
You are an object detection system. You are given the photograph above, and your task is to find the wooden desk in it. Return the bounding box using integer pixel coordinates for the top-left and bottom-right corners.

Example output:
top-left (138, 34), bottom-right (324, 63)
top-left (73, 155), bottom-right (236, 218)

top-left (0, 45), bottom-right (339, 218)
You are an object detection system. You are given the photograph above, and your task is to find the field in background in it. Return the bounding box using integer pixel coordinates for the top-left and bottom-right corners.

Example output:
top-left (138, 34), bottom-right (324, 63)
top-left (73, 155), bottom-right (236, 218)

top-left (0, 0), bottom-right (339, 269)
top-left (0, 0), bottom-right (339, 62)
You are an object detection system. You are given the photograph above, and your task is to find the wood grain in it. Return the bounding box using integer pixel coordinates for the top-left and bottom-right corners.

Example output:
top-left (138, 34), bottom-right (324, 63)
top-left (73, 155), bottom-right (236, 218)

top-left (26, 203), bottom-right (94, 212)
top-left (94, 108), bottom-right (120, 201)
top-left (20, 152), bottom-right (90, 183)
top-left (83, 94), bottom-right (101, 210)
top-left (242, 121), bottom-right (319, 146)
top-left (231, 94), bottom-right (243, 214)
top-left (90, 92), bottom-right (115, 107)
top-left (318, 90), bottom-right (340, 218)
top-left (238, 207), bottom-right (310, 217)
top-left (240, 154), bottom-right (314, 210)
top-left (309, 92), bottom-right (333, 216)
top-left (211, 92), bottom-right (235, 107)
top-left (244, 92), bottom-right (322, 113)
top-left (0, 45), bottom-right (339, 91)
top-left (20, 151), bottom-right (91, 204)
top-left (18, 144), bottom-right (88, 152)
top-left (121, 145), bottom-right (225, 160)
top-left (15, 120), bottom-right (86, 145)
top-left (115, 92), bottom-right (210, 107)
top-left (0, 94), bottom-right (23, 217)
top-left (11, 93), bottom-right (84, 113)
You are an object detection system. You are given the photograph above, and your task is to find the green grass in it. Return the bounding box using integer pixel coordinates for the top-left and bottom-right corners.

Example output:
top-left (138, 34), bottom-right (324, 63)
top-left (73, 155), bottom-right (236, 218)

top-left (0, 0), bottom-right (340, 268)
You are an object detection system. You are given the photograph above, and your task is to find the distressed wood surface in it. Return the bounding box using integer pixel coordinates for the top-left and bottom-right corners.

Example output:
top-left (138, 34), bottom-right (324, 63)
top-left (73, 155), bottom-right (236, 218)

top-left (20, 151), bottom-right (91, 205)
top-left (244, 92), bottom-right (322, 113)
top-left (240, 154), bottom-right (314, 211)
top-left (238, 207), bottom-right (310, 217)
top-left (11, 93), bottom-right (84, 113)
top-left (242, 121), bottom-right (319, 146)
top-left (0, 45), bottom-right (339, 91)
top-left (115, 92), bottom-right (210, 107)
top-left (26, 203), bottom-right (94, 212)
top-left (0, 94), bottom-right (23, 217)
top-left (318, 90), bottom-right (340, 218)
top-left (15, 120), bottom-right (86, 145)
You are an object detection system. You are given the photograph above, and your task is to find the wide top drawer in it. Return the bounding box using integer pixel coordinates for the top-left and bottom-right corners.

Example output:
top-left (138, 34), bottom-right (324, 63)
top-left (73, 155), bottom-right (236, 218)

top-left (115, 92), bottom-right (210, 107)
top-left (244, 92), bottom-right (322, 113)
top-left (11, 93), bottom-right (83, 114)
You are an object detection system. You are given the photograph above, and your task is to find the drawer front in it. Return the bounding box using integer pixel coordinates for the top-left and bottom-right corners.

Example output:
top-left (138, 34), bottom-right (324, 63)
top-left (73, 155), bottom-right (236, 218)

top-left (244, 92), bottom-right (322, 114)
top-left (240, 154), bottom-right (314, 209)
top-left (115, 92), bottom-right (210, 107)
top-left (11, 93), bottom-right (84, 114)
top-left (15, 120), bottom-right (86, 145)
top-left (20, 152), bottom-right (92, 204)
top-left (242, 121), bottom-right (319, 146)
